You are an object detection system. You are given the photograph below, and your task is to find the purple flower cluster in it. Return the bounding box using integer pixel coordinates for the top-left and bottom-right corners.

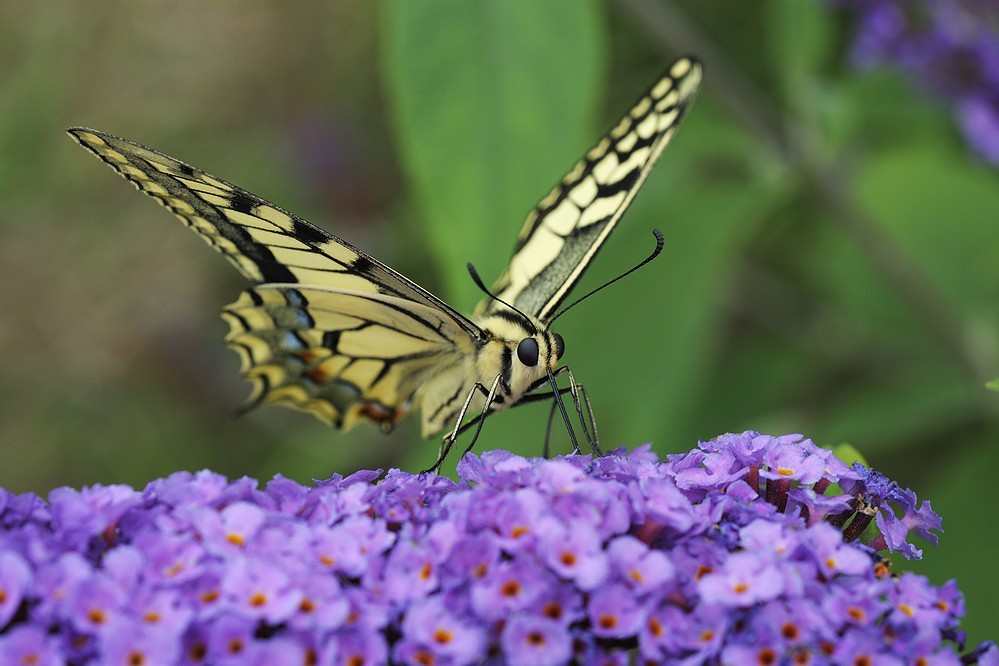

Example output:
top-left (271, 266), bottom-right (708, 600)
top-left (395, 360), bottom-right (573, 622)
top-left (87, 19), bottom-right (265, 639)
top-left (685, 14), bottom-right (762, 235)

top-left (0, 432), bottom-right (995, 664)
top-left (835, 0), bottom-right (999, 163)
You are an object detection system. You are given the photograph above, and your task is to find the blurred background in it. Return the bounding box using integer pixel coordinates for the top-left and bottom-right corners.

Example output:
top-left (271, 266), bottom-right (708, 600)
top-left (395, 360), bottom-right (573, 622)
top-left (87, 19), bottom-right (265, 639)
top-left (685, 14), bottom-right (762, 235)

top-left (1, 0), bottom-right (996, 643)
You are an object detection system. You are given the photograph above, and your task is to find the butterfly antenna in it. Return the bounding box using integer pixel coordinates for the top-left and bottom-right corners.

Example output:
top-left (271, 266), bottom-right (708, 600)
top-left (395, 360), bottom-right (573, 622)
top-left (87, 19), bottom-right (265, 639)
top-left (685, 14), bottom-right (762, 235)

top-left (466, 263), bottom-right (537, 335)
top-left (549, 229), bottom-right (665, 324)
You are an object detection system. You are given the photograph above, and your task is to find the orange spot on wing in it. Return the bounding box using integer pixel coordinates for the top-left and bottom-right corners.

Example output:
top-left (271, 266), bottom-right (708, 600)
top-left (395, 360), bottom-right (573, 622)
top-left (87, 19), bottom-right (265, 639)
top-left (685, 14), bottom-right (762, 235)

top-left (296, 350), bottom-right (323, 363)
top-left (305, 365), bottom-right (330, 383)
top-left (358, 402), bottom-right (406, 430)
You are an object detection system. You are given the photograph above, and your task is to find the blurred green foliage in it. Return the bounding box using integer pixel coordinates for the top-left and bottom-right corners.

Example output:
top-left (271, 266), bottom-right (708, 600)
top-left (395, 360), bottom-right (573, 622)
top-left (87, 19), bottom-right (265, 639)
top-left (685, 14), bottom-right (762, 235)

top-left (0, 0), bottom-right (995, 644)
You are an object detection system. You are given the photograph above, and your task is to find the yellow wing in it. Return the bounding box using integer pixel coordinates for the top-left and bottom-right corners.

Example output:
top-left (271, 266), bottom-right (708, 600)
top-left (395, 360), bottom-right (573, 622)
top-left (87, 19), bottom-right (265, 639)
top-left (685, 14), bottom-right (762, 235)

top-left (482, 57), bottom-right (703, 322)
top-left (68, 128), bottom-right (486, 433)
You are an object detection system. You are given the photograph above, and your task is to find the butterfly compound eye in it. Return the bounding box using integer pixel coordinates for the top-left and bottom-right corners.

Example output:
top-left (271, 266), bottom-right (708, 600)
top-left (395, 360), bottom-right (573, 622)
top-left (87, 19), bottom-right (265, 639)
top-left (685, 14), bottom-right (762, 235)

top-left (517, 338), bottom-right (539, 367)
top-left (553, 333), bottom-right (565, 360)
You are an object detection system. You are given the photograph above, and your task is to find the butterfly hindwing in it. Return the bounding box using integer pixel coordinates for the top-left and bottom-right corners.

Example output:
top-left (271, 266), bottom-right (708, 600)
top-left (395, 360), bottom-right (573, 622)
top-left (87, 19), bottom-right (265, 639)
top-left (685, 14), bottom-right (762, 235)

top-left (223, 285), bottom-right (477, 434)
top-left (483, 57), bottom-right (703, 322)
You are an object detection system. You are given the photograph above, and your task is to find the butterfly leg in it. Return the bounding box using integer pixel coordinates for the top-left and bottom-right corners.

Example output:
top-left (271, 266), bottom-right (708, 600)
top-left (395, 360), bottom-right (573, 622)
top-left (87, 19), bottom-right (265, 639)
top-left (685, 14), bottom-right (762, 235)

top-left (566, 369), bottom-right (600, 456)
top-left (574, 381), bottom-right (601, 456)
top-left (542, 397), bottom-right (562, 458)
top-left (540, 381), bottom-right (600, 457)
top-left (549, 366), bottom-right (600, 455)
top-left (457, 374), bottom-right (507, 459)
top-left (425, 374), bottom-right (506, 473)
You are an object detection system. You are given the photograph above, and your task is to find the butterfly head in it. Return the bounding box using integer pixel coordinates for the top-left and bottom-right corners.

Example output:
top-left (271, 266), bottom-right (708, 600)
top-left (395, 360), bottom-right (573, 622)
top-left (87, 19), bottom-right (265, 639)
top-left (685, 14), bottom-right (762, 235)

top-left (474, 308), bottom-right (565, 398)
top-left (515, 331), bottom-right (564, 369)
top-left (500, 322), bottom-right (565, 400)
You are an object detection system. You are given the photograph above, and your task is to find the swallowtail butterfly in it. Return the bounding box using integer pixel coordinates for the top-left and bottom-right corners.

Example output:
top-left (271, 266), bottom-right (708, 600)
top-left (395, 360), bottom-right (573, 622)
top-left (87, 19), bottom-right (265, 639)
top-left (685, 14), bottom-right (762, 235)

top-left (69, 57), bottom-right (702, 460)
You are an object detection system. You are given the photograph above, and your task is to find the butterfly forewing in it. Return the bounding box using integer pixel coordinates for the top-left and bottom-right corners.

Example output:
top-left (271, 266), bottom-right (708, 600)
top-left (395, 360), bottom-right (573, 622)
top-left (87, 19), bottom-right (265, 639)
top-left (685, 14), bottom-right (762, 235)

top-left (482, 57), bottom-right (702, 322)
top-left (67, 129), bottom-right (479, 336)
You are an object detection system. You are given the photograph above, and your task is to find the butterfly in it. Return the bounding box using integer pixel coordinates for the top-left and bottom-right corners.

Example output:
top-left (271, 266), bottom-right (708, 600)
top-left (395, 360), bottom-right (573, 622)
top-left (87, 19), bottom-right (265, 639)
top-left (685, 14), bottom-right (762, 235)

top-left (69, 56), bottom-right (702, 464)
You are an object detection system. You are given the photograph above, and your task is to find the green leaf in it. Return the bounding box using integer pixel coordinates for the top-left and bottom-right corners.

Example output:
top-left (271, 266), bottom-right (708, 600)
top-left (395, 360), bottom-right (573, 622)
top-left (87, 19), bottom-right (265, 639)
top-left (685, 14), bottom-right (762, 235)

top-left (380, 0), bottom-right (606, 307)
top-left (830, 443), bottom-right (866, 468)
top-left (987, 378), bottom-right (999, 392)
